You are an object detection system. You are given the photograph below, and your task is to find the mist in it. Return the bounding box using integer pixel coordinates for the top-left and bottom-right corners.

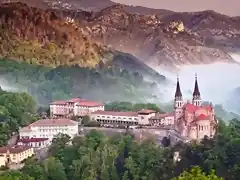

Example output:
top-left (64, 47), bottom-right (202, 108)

top-left (0, 77), bottom-right (19, 92)
top-left (158, 54), bottom-right (240, 113)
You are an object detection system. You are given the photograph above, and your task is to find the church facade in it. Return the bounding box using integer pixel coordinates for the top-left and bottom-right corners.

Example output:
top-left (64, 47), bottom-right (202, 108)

top-left (173, 75), bottom-right (217, 140)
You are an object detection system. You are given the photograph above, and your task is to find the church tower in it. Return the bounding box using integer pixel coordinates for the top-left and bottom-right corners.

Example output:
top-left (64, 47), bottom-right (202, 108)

top-left (192, 74), bottom-right (202, 106)
top-left (174, 76), bottom-right (184, 109)
top-left (174, 76), bottom-right (184, 125)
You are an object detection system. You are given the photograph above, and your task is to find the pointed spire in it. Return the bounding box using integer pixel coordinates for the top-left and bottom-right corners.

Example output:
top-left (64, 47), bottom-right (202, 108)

top-left (175, 75), bottom-right (182, 98)
top-left (193, 73), bottom-right (200, 97)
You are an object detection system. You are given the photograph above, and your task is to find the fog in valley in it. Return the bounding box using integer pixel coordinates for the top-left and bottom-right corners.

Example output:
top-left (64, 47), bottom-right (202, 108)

top-left (159, 53), bottom-right (240, 113)
top-left (1, 53), bottom-right (240, 114)
top-left (0, 77), bottom-right (19, 92)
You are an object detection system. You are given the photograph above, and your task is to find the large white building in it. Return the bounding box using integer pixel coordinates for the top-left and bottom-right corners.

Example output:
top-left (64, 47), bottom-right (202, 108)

top-left (90, 109), bottom-right (156, 126)
top-left (50, 98), bottom-right (104, 117)
top-left (19, 118), bottom-right (78, 147)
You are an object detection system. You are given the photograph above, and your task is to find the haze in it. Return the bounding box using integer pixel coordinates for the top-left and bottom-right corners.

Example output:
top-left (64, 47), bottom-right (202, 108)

top-left (111, 0), bottom-right (240, 16)
top-left (158, 54), bottom-right (240, 112)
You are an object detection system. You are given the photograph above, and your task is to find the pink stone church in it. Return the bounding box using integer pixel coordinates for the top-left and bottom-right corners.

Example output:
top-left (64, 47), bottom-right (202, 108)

top-left (174, 75), bottom-right (217, 140)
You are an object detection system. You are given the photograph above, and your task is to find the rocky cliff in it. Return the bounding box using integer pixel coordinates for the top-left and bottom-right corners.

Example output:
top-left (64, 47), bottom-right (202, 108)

top-left (1, 1), bottom-right (240, 71)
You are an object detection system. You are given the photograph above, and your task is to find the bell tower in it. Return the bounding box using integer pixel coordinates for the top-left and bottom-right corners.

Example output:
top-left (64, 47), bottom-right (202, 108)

top-left (174, 76), bottom-right (184, 109)
top-left (174, 76), bottom-right (184, 125)
top-left (192, 74), bottom-right (202, 106)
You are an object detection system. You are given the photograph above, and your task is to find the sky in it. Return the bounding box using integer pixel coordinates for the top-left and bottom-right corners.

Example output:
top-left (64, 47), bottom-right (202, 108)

top-left (111, 0), bottom-right (240, 16)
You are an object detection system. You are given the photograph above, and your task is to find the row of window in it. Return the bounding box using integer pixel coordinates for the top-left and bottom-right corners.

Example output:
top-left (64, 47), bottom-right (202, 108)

top-left (96, 119), bottom-right (138, 125)
top-left (51, 105), bottom-right (104, 109)
top-left (39, 128), bottom-right (69, 132)
top-left (96, 116), bottom-right (138, 120)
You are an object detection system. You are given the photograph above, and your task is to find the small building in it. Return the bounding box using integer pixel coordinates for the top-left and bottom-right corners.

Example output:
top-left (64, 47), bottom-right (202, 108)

top-left (149, 112), bottom-right (175, 126)
top-left (50, 98), bottom-right (104, 117)
top-left (0, 145), bottom-right (34, 165)
top-left (19, 118), bottom-right (79, 145)
top-left (17, 138), bottom-right (49, 149)
top-left (90, 109), bottom-right (156, 126)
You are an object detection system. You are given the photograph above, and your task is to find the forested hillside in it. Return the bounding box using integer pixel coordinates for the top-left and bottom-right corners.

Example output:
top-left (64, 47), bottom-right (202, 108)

top-left (0, 59), bottom-right (163, 105)
top-left (0, 89), bottom-right (37, 146)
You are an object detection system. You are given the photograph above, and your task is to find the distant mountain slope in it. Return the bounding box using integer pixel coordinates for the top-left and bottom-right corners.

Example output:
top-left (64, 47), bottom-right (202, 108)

top-left (0, 59), bottom-right (165, 105)
top-left (0, 2), bottom-right (167, 80)
top-left (1, 1), bottom-right (240, 72)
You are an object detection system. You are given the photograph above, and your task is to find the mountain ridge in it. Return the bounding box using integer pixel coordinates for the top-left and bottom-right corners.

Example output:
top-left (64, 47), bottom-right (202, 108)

top-left (0, 1), bottom-right (240, 71)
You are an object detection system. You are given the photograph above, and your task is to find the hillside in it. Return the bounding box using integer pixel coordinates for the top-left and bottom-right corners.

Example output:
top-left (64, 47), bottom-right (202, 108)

top-left (0, 2), bottom-right (111, 68)
top-left (0, 59), bottom-right (165, 105)
top-left (0, 2), bottom-right (240, 71)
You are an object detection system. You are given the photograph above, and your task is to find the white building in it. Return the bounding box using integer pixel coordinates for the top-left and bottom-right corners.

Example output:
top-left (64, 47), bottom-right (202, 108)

top-left (90, 109), bottom-right (156, 126)
top-left (19, 118), bottom-right (78, 147)
top-left (50, 98), bottom-right (104, 117)
top-left (149, 112), bottom-right (175, 126)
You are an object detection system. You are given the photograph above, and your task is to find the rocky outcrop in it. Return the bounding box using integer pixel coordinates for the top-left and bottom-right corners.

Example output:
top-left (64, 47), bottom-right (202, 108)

top-left (1, 1), bottom-right (240, 70)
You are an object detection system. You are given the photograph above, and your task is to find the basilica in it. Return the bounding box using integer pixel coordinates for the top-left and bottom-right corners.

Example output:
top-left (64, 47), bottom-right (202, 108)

top-left (173, 75), bottom-right (217, 140)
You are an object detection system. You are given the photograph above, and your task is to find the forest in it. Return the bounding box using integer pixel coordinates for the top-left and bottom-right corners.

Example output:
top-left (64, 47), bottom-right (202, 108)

top-left (0, 88), bottom-right (37, 146)
top-left (0, 59), bottom-right (160, 106)
top-left (0, 117), bottom-right (239, 180)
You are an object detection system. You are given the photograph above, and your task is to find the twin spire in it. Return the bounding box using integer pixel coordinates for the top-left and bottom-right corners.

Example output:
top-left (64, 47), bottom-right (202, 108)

top-left (174, 74), bottom-right (200, 99)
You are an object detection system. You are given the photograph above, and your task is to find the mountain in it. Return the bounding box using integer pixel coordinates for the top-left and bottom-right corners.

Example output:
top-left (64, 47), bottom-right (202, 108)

top-left (0, 1), bottom-right (166, 81)
top-left (1, 1), bottom-right (239, 73)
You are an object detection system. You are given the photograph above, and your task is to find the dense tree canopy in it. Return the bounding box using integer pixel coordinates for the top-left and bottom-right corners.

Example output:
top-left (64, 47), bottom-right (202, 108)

top-left (172, 166), bottom-right (223, 180)
top-left (105, 102), bottom-right (164, 113)
top-left (0, 90), bottom-right (37, 146)
top-left (0, 59), bottom-right (162, 106)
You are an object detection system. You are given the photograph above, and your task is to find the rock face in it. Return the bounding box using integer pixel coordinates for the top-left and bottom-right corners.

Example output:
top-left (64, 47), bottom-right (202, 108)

top-left (0, 2), bottom-right (112, 67)
top-left (1, 1), bottom-right (240, 70)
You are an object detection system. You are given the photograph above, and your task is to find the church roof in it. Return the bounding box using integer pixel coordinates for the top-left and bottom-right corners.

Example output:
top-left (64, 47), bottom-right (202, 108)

top-left (193, 75), bottom-right (200, 97)
top-left (197, 114), bottom-right (208, 120)
top-left (175, 77), bottom-right (182, 98)
top-left (184, 103), bottom-right (213, 113)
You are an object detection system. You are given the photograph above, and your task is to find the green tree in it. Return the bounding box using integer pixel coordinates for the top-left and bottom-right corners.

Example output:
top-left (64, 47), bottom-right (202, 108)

top-left (21, 159), bottom-right (45, 180)
top-left (0, 170), bottom-right (34, 180)
top-left (42, 157), bottom-right (67, 180)
top-left (172, 166), bottom-right (223, 180)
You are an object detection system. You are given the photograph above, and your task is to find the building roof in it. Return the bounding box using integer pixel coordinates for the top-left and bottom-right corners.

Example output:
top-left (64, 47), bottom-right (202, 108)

top-left (193, 75), bottom-right (201, 97)
top-left (31, 118), bottom-right (78, 127)
top-left (184, 103), bottom-right (213, 113)
top-left (175, 77), bottom-right (182, 98)
top-left (50, 98), bottom-right (104, 107)
top-left (197, 114), bottom-right (209, 120)
top-left (91, 110), bottom-right (138, 117)
top-left (20, 118), bottom-right (78, 132)
top-left (18, 138), bottom-right (49, 143)
top-left (149, 112), bottom-right (174, 120)
top-left (138, 109), bottom-right (156, 114)
top-left (0, 145), bottom-right (32, 154)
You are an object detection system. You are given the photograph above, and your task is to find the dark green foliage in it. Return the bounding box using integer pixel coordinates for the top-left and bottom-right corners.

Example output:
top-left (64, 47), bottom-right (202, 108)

top-left (105, 102), bottom-right (164, 112)
top-left (0, 90), bottom-right (37, 146)
top-left (0, 59), bottom-right (162, 106)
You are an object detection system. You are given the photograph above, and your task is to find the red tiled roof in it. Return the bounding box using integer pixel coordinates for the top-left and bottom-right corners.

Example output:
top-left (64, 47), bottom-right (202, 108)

top-left (198, 114), bottom-right (208, 120)
top-left (50, 98), bottom-right (104, 107)
top-left (184, 103), bottom-right (213, 113)
top-left (91, 111), bottom-right (138, 117)
top-left (0, 145), bottom-right (32, 154)
top-left (138, 109), bottom-right (156, 114)
top-left (18, 138), bottom-right (48, 143)
top-left (30, 118), bottom-right (78, 127)
top-left (184, 103), bottom-right (198, 113)
top-left (21, 126), bottom-right (32, 132)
